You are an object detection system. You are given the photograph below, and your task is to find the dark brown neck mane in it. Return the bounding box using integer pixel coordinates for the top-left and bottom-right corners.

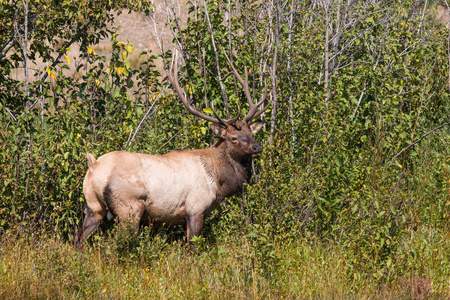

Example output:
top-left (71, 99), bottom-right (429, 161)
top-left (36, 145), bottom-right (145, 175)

top-left (209, 138), bottom-right (253, 200)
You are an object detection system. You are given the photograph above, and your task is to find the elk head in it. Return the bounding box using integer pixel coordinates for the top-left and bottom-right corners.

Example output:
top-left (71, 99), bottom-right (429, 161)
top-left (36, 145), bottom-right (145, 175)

top-left (166, 51), bottom-right (271, 161)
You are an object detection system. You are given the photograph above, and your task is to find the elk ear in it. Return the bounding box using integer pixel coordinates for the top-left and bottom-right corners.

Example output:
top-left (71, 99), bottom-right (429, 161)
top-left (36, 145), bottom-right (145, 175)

top-left (249, 121), bottom-right (264, 134)
top-left (210, 124), bottom-right (227, 138)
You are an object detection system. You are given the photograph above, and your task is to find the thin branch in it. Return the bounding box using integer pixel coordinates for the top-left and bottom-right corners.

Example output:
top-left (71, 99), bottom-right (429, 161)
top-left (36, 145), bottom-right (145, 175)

top-left (446, 0), bottom-right (450, 90)
top-left (169, 0), bottom-right (188, 60)
top-left (227, 0), bottom-right (238, 99)
top-left (0, 33), bottom-right (16, 62)
top-left (388, 122), bottom-right (450, 164)
top-left (38, 19), bottom-right (93, 83)
top-left (287, 2), bottom-right (295, 144)
top-left (352, 79), bottom-right (369, 118)
top-left (17, 0), bottom-right (30, 104)
top-left (269, 0), bottom-right (279, 144)
top-left (322, 0), bottom-right (330, 105)
top-left (4, 107), bottom-right (18, 121)
top-left (124, 85), bottom-right (167, 148)
top-left (145, 2), bottom-right (164, 56)
top-left (164, 5), bottom-right (183, 51)
top-left (0, 10), bottom-right (38, 61)
top-left (417, 0), bottom-right (428, 34)
top-left (204, 0), bottom-right (230, 118)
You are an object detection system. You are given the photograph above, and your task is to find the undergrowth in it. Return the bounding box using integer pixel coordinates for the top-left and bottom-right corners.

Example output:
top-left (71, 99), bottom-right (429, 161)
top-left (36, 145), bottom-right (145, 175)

top-left (1, 225), bottom-right (449, 299)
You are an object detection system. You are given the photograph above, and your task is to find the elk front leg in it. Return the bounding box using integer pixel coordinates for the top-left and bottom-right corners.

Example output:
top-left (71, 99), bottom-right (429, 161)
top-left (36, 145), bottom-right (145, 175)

top-left (186, 213), bottom-right (204, 252)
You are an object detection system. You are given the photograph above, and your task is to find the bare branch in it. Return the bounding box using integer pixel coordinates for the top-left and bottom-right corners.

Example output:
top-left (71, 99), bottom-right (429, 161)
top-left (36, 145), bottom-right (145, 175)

top-left (388, 122), bottom-right (450, 164)
top-left (145, 1), bottom-right (164, 55)
top-left (352, 79), bottom-right (369, 118)
top-left (204, 0), bottom-right (230, 118)
top-left (269, 0), bottom-right (279, 143)
top-left (4, 107), bottom-right (18, 121)
top-left (124, 85), bottom-right (168, 148)
top-left (22, 0), bottom-right (30, 103)
top-left (445, 0), bottom-right (450, 90)
top-left (0, 34), bottom-right (16, 62)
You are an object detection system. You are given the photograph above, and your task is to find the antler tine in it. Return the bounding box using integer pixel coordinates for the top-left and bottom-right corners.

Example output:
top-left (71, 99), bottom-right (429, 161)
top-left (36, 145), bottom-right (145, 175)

top-left (210, 103), bottom-right (228, 127)
top-left (248, 95), bottom-right (271, 120)
top-left (169, 51), bottom-right (175, 76)
top-left (255, 82), bottom-right (269, 108)
top-left (243, 79), bottom-right (271, 122)
top-left (223, 51), bottom-right (271, 123)
top-left (210, 102), bottom-right (240, 127)
top-left (223, 52), bottom-right (253, 108)
top-left (167, 50), bottom-right (222, 124)
top-left (243, 66), bottom-right (253, 109)
top-left (223, 51), bottom-right (244, 85)
top-left (167, 50), bottom-right (242, 126)
top-left (227, 104), bottom-right (240, 124)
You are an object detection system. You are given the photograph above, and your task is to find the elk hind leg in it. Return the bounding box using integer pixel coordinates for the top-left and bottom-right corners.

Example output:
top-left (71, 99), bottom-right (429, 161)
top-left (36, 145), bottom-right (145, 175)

top-left (74, 206), bottom-right (105, 249)
top-left (74, 183), bottom-right (107, 248)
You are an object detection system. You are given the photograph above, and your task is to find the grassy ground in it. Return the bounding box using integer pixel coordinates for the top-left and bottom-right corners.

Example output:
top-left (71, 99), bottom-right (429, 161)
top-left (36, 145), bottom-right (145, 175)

top-left (1, 224), bottom-right (449, 299)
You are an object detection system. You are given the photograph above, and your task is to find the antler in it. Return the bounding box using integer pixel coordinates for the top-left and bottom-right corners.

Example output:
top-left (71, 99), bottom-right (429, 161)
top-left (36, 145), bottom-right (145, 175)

top-left (166, 51), bottom-right (240, 126)
top-left (222, 52), bottom-right (271, 123)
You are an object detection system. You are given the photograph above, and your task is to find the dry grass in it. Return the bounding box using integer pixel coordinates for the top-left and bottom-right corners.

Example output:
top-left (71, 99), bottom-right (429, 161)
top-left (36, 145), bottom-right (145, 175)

top-left (2, 226), bottom-right (450, 299)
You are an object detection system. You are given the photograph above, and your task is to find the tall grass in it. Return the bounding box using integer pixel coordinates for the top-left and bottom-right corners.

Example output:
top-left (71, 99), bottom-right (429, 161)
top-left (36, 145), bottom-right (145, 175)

top-left (1, 224), bottom-right (449, 299)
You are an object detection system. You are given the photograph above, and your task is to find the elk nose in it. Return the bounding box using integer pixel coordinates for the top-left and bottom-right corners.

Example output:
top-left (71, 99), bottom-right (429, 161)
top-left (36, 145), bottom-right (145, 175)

top-left (252, 144), bottom-right (262, 153)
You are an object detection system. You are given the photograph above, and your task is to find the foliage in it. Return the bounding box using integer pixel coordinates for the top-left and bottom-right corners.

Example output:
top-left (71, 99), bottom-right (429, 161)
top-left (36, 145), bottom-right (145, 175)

top-left (0, 0), bottom-right (153, 109)
top-left (0, 31), bottom-right (165, 237)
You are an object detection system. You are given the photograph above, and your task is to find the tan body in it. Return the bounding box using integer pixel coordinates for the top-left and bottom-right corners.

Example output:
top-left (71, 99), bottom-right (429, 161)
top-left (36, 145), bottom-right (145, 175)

top-left (85, 150), bottom-right (217, 227)
top-left (83, 145), bottom-right (250, 227)
top-left (75, 121), bottom-right (264, 249)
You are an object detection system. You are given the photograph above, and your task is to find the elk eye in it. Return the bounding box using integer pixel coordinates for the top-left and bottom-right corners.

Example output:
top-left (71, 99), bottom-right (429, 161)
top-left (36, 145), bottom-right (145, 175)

top-left (232, 137), bottom-right (238, 141)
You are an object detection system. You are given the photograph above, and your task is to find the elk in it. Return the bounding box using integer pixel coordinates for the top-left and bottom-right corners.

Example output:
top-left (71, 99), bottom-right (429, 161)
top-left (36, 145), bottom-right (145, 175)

top-left (74, 52), bottom-right (271, 250)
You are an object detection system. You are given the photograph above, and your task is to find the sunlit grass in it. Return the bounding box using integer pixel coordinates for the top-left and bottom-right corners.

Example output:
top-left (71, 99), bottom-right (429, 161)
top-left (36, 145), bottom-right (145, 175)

top-left (1, 225), bottom-right (450, 299)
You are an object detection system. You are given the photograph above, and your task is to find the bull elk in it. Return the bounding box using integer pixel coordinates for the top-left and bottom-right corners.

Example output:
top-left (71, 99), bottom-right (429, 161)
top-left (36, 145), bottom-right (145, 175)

top-left (74, 52), bottom-right (271, 250)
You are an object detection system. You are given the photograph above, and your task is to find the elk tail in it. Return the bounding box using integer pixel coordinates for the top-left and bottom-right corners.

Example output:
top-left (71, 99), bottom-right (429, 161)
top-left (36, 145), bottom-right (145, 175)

top-left (86, 153), bottom-right (97, 173)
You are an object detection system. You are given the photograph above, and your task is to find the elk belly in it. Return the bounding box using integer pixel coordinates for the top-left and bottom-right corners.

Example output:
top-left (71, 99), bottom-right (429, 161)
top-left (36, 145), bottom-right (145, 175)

top-left (144, 201), bottom-right (187, 226)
